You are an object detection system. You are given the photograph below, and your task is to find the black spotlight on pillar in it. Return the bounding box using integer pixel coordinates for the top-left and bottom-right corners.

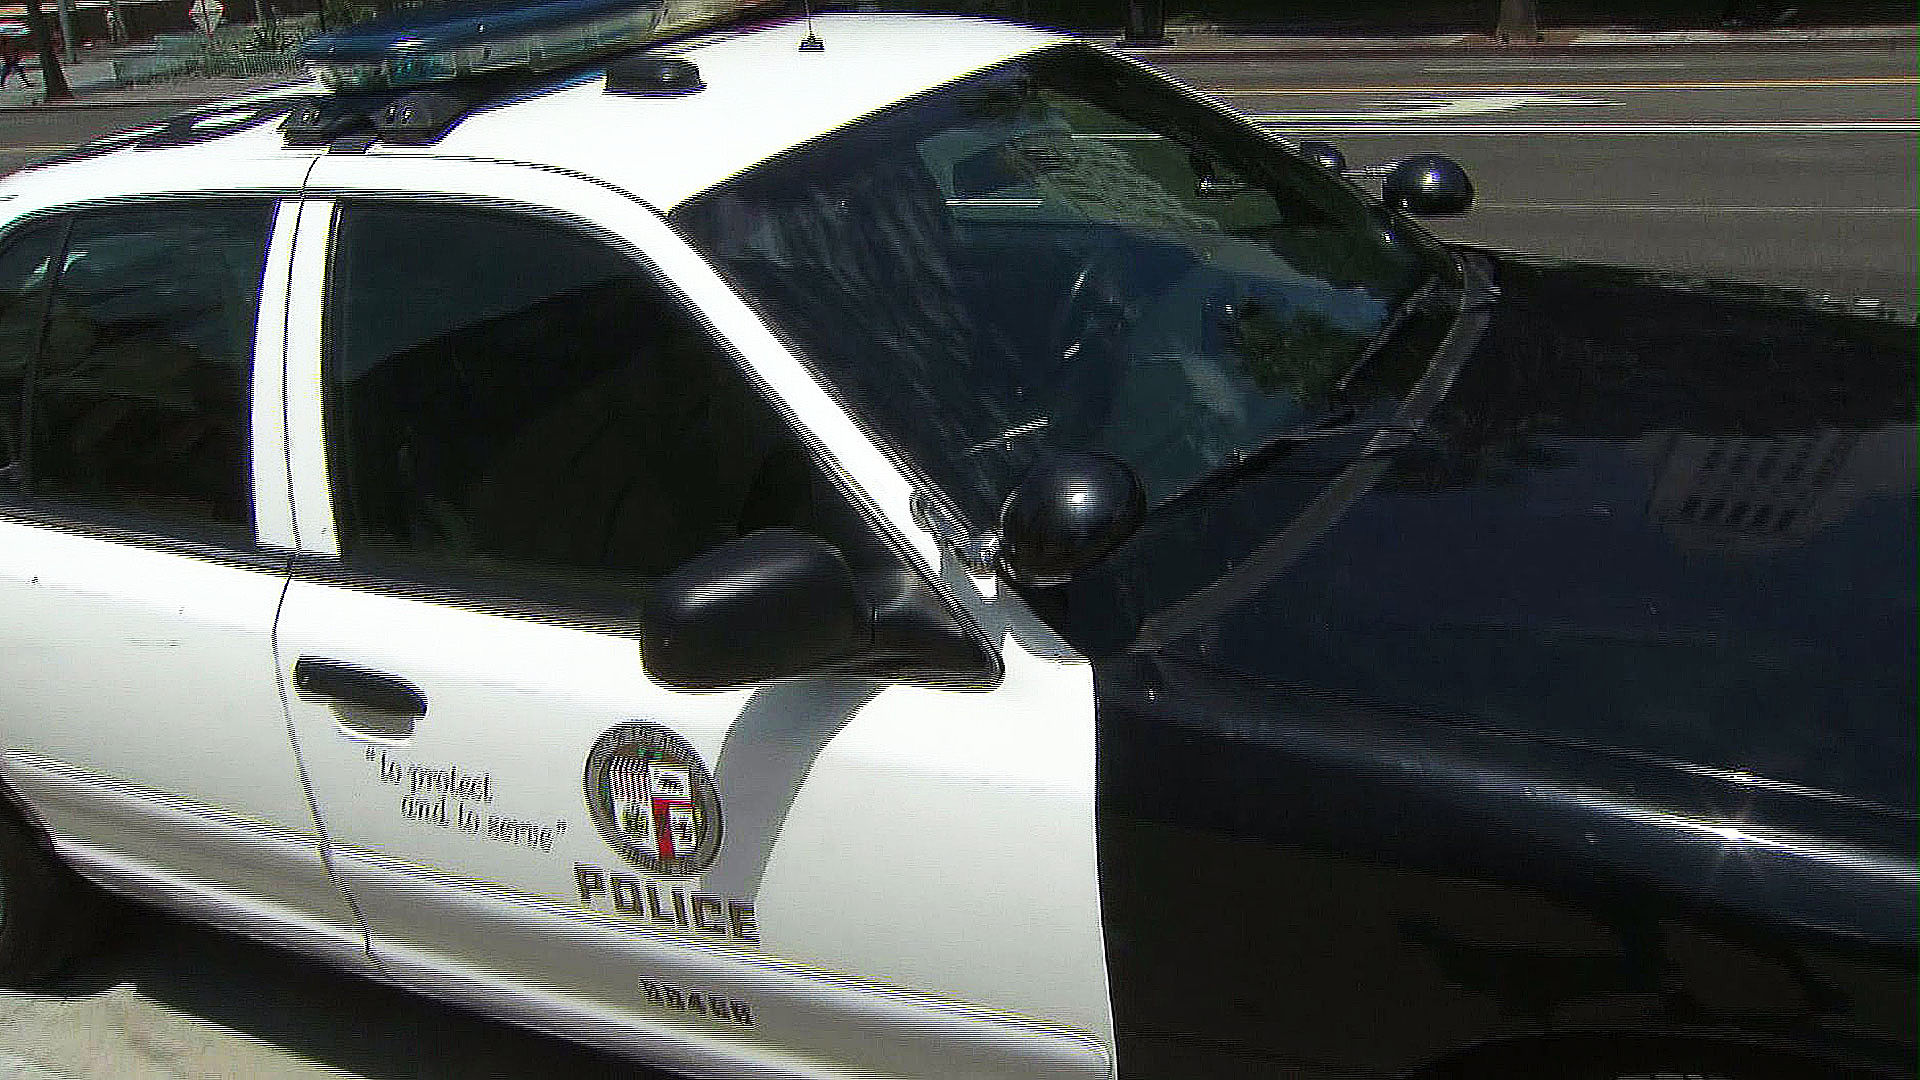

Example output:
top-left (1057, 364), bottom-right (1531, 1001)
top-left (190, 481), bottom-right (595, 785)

top-left (1382, 154), bottom-right (1475, 216)
top-left (1298, 140), bottom-right (1346, 171)
top-left (1122, 0), bottom-right (1169, 46)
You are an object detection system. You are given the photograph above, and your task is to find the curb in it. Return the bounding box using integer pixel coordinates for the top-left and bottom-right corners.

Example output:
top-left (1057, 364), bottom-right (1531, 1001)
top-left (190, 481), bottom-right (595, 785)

top-left (0, 97), bottom-right (235, 111)
top-left (1570, 25), bottom-right (1919, 44)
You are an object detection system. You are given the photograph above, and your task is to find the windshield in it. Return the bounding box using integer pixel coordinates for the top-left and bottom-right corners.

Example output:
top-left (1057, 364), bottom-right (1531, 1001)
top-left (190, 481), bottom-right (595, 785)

top-left (672, 43), bottom-right (1454, 526)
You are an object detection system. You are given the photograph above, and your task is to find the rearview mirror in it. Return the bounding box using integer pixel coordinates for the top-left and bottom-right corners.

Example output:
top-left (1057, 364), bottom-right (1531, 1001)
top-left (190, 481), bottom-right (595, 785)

top-left (639, 528), bottom-right (872, 689)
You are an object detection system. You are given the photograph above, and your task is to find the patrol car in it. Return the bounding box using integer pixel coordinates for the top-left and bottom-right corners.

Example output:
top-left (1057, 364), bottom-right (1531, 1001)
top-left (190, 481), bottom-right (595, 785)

top-left (0, 2), bottom-right (1913, 1078)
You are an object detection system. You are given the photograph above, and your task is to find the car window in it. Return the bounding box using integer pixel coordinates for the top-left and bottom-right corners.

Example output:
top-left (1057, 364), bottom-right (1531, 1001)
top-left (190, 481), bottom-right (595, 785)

top-left (675, 44), bottom-right (1447, 527)
top-left (919, 93), bottom-right (1271, 234)
top-left (0, 202), bottom-right (271, 544)
top-left (0, 219), bottom-right (62, 493)
top-left (322, 203), bottom-right (891, 616)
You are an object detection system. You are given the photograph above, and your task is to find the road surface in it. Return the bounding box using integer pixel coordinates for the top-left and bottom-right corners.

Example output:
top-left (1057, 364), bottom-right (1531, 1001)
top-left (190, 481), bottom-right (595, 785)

top-left (1167, 40), bottom-right (1919, 305)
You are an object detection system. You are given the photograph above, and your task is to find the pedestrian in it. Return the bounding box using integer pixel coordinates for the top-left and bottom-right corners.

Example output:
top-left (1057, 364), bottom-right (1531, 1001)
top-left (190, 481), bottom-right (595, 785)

top-left (0, 37), bottom-right (31, 89)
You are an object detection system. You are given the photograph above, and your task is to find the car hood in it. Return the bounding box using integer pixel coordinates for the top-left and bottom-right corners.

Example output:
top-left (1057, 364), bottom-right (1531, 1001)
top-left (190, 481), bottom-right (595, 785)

top-left (1046, 252), bottom-right (1918, 815)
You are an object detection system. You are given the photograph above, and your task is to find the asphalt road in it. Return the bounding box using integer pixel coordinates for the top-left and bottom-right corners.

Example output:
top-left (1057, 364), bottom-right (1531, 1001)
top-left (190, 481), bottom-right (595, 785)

top-left (1161, 41), bottom-right (1919, 306)
top-left (0, 35), bottom-right (1913, 1080)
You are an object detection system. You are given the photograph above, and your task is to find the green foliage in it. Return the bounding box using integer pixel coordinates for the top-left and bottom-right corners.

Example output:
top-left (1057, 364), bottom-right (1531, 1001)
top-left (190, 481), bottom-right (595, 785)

top-left (248, 17), bottom-right (305, 50)
top-left (192, 41), bottom-right (305, 76)
top-left (1224, 299), bottom-right (1365, 402)
top-left (321, 0), bottom-right (379, 30)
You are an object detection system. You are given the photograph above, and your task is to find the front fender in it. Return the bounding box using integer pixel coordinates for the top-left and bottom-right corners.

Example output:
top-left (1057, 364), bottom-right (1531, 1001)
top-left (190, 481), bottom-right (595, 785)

top-left (1093, 654), bottom-right (1917, 1077)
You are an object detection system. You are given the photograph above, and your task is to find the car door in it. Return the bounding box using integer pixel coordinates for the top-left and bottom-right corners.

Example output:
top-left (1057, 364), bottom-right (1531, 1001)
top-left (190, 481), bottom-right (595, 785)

top-left (0, 193), bottom-right (365, 959)
top-left (274, 157), bottom-right (1115, 1079)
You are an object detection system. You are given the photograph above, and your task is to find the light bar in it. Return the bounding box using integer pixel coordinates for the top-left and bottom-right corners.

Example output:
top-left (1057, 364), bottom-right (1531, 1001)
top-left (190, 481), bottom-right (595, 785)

top-left (299, 0), bottom-right (764, 92)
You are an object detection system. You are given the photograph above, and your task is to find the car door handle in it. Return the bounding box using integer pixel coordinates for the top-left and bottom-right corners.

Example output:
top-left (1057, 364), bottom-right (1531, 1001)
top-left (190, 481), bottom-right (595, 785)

top-left (292, 658), bottom-right (428, 719)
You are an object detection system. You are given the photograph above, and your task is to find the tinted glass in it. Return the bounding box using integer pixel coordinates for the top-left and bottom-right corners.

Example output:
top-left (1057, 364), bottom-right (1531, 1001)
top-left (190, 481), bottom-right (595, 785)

top-left (29, 202), bottom-right (271, 540)
top-left (325, 204), bottom-right (879, 609)
top-left (0, 219), bottom-right (61, 493)
top-left (674, 44), bottom-right (1452, 525)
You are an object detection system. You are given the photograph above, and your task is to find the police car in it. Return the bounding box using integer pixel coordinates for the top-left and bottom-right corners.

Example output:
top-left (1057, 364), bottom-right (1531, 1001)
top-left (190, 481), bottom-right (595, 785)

top-left (0, 1), bottom-right (1913, 1077)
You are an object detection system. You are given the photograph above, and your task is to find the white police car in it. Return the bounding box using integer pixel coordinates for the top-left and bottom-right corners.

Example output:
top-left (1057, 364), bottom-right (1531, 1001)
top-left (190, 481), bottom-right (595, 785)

top-left (0, 2), bottom-right (1913, 1078)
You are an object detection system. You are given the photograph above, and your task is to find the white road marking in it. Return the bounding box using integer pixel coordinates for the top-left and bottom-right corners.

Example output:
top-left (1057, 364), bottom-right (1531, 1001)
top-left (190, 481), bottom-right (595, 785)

top-left (1422, 61), bottom-right (1688, 72)
top-left (1214, 76), bottom-right (1919, 94)
top-left (1252, 120), bottom-right (1920, 134)
top-left (1254, 92), bottom-right (1619, 122)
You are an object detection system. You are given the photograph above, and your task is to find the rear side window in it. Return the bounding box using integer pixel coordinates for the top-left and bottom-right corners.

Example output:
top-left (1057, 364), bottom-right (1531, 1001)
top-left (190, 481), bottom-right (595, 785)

top-left (0, 201), bottom-right (273, 544)
top-left (0, 219), bottom-right (61, 492)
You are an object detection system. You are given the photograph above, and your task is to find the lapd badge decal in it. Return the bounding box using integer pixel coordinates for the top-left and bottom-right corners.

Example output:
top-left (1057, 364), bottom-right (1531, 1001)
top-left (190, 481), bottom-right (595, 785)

top-left (585, 723), bottom-right (722, 876)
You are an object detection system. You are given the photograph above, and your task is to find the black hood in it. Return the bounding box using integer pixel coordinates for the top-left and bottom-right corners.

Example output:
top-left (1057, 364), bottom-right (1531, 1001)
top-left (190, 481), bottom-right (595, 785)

top-left (1044, 252), bottom-right (1918, 815)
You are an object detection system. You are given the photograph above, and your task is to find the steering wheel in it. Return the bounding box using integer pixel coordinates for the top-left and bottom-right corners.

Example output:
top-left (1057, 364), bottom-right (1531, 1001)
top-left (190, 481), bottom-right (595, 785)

top-left (1034, 242), bottom-right (1135, 446)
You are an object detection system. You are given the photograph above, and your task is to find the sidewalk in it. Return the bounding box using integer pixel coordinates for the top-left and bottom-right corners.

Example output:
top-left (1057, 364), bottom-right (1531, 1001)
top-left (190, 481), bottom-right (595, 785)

top-left (0, 40), bottom-right (303, 108)
top-left (0, 1052), bottom-right (73, 1080)
top-left (0, 58), bottom-right (117, 107)
top-left (0, 65), bottom-right (304, 109)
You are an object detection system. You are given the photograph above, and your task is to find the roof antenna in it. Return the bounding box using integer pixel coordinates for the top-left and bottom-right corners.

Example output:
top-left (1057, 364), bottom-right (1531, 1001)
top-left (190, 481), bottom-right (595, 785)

top-left (798, 0), bottom-right (824, 51)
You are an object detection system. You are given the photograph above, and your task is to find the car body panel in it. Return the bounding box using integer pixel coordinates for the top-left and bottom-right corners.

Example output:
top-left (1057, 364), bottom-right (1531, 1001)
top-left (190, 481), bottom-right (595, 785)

top-left (1022, 253), bottom-right (1919, 1076)
top-left (1093, 654), bottom-right (1917, 1077)
top-left (268, 158), bottom-right (1116, 1078)
top-left (0, 185), bottom-right (359, 945)
top-left (1049, 251), bottom-right (1918, 810)
top-left (8, 752), bottom-right (373, 970)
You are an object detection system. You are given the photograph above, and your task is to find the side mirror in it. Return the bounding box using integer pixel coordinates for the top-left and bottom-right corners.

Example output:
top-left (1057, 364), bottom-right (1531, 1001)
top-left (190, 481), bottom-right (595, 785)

top-left (1382, 154), bottom-right (1474, 216)
top-left (639, 528), bottom-right (872, 689)
top-left (998, 452), bottom-right (1145, 585)
top-left (1297, 140), bottom-right (1346, 171)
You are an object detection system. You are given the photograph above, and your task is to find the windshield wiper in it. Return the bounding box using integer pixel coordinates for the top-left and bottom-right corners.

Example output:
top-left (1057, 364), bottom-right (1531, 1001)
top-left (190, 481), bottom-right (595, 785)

top-left (1163, 273), bottom-right (1463, 509)
top-left (1330, 273), bottom-right (1449, 404)
top-left (1160, 407), bottom-right (1380, 509)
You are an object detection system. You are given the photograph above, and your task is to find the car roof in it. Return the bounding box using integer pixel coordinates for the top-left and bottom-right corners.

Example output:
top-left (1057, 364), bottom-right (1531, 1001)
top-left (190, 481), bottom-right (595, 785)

top-left (1, 14), bottom-right (1068, 213)
top-left (431, 14), bottom-right (1067, 209)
